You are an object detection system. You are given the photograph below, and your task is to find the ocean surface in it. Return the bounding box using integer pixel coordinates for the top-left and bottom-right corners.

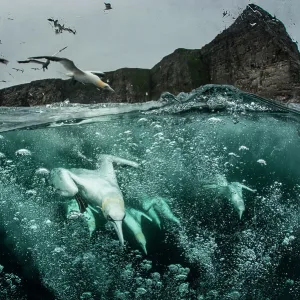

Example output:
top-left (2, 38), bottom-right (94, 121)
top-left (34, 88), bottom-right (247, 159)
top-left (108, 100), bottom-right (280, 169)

top-left (0, 85), bottom-right (300, 299)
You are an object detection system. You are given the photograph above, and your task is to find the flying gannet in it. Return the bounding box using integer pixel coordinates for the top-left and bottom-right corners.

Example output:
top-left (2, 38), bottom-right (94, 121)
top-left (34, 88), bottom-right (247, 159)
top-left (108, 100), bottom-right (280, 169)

top-left (28, 55), bottom-right (114, 92)
top-left (203, 174), bottom-right (256, 219)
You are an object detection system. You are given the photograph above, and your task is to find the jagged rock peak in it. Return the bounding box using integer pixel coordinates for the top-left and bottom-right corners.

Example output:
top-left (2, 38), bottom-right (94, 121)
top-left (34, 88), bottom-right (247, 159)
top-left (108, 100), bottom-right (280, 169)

top-left (229, 4), bottom-right (287, 34)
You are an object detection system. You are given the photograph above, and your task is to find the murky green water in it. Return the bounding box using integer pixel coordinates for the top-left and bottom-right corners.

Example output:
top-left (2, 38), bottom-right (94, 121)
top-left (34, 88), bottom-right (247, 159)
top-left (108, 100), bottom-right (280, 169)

top-left (0, 87), bottom-right (300, 299)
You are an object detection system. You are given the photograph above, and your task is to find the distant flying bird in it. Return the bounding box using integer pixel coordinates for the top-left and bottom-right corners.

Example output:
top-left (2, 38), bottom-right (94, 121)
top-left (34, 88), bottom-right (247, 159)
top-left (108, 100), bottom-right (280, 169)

top-left (18, 46), bottom-right (68, 71)
top-left (27, 56), bottom-right (114, 92)
top-left (0, 80), bottom-right (7, 83)
top-left (0, 58), bottom-right (9, 65)
top-left (48, 18), bottom-right (76, 35)
top-left (104, 2), bottom-right (112, 11)
top-left (12, 67), bottom-right (24, 73)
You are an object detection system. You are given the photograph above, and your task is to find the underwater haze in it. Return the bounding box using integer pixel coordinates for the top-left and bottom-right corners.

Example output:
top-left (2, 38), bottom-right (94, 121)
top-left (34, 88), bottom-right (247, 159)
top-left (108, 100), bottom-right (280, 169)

top-left (0, 86), bottom-right (300, 299)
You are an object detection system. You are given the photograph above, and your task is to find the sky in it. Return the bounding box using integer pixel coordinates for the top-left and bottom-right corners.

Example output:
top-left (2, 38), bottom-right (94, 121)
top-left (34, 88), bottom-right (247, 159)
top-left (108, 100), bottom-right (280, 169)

top-left (0, 0), bottom-right (299, 88)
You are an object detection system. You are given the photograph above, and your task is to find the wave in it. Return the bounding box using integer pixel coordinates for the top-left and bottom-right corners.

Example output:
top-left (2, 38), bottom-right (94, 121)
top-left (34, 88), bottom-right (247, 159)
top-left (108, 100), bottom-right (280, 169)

top-left (1, 84), bottom-right (299, 132)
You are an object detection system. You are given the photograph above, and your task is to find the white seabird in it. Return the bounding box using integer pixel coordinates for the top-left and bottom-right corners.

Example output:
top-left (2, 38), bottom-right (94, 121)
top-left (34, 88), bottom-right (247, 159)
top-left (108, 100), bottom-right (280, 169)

top-left (28, 55), bottom-right (114, 92)
top-left (49, 155), bottom-right (139, 246)
top-left (203, 174), bottom-right (256, 219)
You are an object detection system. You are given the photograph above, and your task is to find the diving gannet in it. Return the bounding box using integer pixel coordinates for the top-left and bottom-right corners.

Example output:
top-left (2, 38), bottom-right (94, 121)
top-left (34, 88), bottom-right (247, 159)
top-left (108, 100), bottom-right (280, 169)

top-left (28, 55), bottom-right (114, 91)
top-left (50, 155), bottom-right (139, 246)
top-left (141, 196), bottom-right (180, 228)
top-left (203, 174), bottom-right (256, 219)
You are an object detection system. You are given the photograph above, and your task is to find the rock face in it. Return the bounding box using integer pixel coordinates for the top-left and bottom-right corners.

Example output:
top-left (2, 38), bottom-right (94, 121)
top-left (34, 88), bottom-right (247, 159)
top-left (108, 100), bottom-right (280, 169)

top-left (1, 3), bottom-right (300, 106)
top-left (200, 3), bottom-right (300, 102)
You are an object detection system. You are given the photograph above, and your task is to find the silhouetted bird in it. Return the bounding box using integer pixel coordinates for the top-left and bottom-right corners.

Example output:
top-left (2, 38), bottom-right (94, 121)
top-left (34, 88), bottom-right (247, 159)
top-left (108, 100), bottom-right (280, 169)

top-left (0, 58), bottom-right (9, 65)
top-left (104, 3), bottom-right (112, 11)
top-left (18, 59), bottom-right (50, 71)
top-left (223, 10), bottom-right (228, 17)
top-left (12, 67), bottom-right (24, 73)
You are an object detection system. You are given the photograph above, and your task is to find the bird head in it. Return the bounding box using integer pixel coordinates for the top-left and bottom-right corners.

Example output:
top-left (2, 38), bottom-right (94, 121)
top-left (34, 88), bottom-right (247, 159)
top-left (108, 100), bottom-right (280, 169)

top-left (102, 196), bottom-right (125, 246)
top-left (97, 79), bottom-right (115, 92)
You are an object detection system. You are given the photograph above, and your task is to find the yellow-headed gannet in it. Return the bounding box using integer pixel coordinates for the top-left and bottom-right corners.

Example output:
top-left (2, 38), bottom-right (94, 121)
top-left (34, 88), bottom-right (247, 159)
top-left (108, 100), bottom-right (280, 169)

top-left (50, 155), bottom-right (139, 246)
top-left (28, 55), bottom-right (114, 92)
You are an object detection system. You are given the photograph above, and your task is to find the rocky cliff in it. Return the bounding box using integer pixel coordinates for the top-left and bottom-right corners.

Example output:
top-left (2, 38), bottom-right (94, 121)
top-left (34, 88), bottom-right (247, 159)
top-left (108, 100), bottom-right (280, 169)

top-left (1, 3), bottom-right (300, 106)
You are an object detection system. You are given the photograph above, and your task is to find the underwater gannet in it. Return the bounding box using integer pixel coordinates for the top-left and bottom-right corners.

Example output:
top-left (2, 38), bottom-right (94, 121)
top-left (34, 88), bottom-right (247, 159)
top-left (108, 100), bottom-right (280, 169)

top-left (28, 56), bottom-right (114, 91)
top-left (18, 46), bottom-right (68, 71)
top-left (203, 175), bottom-right (256, 219)
top-left (124, 208), bottom-right (152, 254)
top-left (50, 155), bottom-right (139, 246)
top-left (0, 58), bottom-right (9, 65)
top-left (141, 196), bottom-right (180, 228)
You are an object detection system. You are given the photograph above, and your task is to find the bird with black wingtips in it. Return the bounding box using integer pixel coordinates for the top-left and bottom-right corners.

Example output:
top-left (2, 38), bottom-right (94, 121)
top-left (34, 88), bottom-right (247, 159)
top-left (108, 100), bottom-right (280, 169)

top-left (28, 55), bottom-right (114, 92)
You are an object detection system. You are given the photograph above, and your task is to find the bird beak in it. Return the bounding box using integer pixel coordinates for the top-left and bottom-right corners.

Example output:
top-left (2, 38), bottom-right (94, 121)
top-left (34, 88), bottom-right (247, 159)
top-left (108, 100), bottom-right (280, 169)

top-left (108, 86), bottom-right (115, 93)
top-left (141, 243), bottom-right (147, 255)
top-left (238, 210), bottom-right (243, 220)
top-left (112, 220), bottom-right (124, 246)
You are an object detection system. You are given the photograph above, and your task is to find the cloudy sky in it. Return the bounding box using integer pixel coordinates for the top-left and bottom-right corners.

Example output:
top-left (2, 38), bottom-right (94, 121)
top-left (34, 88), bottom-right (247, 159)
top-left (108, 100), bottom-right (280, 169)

top-left (0, 0), bottom-right (298, 88)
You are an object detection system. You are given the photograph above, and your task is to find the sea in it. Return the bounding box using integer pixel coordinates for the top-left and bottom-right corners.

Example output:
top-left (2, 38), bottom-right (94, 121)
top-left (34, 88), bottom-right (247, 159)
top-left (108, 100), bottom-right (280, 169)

top-left (0, 84), bottom-right (299, 299)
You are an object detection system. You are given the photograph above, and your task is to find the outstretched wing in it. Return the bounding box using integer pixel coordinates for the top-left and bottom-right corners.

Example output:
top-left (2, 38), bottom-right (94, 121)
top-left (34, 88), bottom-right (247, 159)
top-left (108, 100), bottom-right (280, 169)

top-left (240, 184), bottom-right (257, 193)
top-left (28, 56), bottom-right (83, 73)
top-left (18, 59), bottom-right (44, 65)
top-left (49, 168), bottom-right (79, 197)
top-left (203, 184), bottom-right (219, 189)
